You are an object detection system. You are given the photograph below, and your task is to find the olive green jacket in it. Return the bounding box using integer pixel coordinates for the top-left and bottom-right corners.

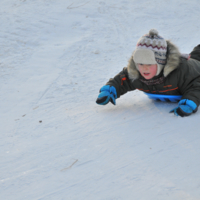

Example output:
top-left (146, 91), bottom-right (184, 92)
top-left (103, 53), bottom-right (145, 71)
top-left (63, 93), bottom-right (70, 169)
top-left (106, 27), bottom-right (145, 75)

top-left (106, 41), bottom-right (200, 106)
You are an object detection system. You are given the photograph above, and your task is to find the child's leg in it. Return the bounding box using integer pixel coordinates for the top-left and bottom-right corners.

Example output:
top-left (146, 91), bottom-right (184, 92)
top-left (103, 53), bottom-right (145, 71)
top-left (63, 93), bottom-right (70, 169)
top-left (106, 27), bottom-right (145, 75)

top-left (190, 44), bottom-right (200, 61)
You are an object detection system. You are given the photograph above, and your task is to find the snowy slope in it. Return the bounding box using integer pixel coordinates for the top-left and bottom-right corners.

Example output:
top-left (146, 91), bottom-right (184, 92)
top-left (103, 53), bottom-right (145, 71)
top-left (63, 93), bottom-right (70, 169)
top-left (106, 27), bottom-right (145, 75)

top-left (1, 0), bottom-right (200, 199)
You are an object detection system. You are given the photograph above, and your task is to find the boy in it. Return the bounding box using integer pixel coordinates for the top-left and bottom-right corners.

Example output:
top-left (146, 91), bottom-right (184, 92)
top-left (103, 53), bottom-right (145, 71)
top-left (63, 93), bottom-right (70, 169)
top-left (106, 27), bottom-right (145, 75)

top-left (96, 29), bottom-right (200, 117)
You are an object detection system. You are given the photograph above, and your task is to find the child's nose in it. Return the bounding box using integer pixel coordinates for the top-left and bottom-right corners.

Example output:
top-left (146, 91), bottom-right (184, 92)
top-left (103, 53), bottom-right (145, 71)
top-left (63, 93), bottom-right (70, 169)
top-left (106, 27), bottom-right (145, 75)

top-left (143, 65), bottom-right (149, 70)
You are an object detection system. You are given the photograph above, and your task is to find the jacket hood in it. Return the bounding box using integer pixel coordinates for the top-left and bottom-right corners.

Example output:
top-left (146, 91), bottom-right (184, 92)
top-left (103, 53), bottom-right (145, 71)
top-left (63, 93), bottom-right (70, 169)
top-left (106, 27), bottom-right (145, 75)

top-left (127, 40), bottom-right (181, 81)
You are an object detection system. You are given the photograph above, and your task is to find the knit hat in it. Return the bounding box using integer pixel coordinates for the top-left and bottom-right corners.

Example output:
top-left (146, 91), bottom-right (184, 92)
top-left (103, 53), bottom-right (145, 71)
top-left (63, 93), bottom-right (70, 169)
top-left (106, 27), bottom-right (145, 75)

top-left (133, 29), bottom-right (167, 76)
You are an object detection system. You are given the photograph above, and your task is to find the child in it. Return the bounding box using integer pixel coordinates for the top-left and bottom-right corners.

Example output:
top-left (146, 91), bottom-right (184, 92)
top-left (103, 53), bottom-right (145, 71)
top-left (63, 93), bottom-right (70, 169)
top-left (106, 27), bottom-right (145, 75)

top-left (96, 29), bottom-right (200, 117)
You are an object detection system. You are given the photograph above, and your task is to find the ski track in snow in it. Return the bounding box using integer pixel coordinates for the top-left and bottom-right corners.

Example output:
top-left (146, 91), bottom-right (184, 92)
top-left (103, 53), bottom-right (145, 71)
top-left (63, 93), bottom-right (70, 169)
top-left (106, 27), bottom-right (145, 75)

top-left (1, 0), bottom-right (200, 200)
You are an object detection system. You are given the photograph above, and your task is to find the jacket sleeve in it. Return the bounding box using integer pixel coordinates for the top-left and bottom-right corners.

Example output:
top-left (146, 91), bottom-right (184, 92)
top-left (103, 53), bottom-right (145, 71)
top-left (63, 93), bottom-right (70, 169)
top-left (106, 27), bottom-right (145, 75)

top-left (106, 67), bottom-right (136, 98)
top-left (178, 58), bottom-right (200, 106)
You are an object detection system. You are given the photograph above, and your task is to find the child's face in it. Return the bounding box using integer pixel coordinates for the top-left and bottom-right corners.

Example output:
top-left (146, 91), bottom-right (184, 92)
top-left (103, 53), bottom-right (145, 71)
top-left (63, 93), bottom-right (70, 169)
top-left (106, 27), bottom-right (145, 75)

top-left (138, 64), bottom-right (157, 79)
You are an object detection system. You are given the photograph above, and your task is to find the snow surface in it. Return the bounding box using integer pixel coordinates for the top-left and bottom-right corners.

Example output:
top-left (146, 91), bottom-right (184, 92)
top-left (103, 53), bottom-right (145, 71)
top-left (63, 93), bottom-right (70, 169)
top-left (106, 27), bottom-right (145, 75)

top-left (1, 0), bottom-right (200, 199)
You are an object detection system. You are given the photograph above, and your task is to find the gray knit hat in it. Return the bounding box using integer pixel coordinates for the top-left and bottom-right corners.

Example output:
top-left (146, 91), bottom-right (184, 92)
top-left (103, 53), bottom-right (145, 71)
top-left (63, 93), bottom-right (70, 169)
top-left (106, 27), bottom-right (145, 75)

top-left (133, 29), bottom-right (167, 76)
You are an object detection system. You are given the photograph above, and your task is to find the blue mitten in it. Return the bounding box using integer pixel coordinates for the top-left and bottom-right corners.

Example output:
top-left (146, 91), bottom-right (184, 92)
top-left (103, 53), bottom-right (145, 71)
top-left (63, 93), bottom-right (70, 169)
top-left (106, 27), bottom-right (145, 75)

top-left (170, 99), bottom-right (198, 117)
top-left (96, 85), bottom-right (117, 105)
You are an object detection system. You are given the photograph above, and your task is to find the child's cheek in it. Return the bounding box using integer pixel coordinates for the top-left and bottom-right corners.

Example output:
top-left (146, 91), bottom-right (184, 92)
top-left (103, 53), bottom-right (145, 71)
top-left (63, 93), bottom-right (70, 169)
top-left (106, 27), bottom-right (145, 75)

top-left (150, 66), bottom-right (157, 76)
top-left (138, 66), bottom-right (143, 74)
top-left (151, 68), bottom-right (157, 75)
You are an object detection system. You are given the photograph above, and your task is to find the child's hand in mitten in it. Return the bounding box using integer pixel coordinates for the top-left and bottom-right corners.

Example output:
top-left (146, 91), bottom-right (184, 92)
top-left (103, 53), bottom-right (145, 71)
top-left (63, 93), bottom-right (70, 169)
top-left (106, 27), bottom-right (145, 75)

top-left (96, 85), bottom-right (117, 105)
top-left (170, 99), bottom-right (198, 117)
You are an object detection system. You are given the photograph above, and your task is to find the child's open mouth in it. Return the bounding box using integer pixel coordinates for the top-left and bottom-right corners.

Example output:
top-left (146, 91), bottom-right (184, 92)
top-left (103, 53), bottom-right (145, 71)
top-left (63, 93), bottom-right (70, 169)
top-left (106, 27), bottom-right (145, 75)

top-left (143, 72), bottom-right (150, 76)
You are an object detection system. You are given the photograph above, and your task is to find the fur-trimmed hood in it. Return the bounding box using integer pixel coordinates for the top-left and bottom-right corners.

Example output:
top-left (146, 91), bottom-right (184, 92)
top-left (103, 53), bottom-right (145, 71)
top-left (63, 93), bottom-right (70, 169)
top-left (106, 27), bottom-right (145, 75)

top-left (127, 40), bottom-right (181, 81)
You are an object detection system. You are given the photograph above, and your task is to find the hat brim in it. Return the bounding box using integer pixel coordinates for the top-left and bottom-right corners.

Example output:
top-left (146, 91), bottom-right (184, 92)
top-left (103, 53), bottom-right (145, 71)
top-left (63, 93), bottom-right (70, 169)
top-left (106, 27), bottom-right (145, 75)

top-left (133, 49), bottom-right (157, 65)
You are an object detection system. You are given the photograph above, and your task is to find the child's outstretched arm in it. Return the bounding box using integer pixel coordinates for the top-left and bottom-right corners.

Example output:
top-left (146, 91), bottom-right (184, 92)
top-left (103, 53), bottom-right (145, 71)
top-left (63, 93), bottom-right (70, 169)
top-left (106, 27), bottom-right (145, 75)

top-left (179, 59), bottom-right (200, 106)
top-left (96, 67), bottom-right (136, 105)
top-left (170, 58), bottom-right (200, 117)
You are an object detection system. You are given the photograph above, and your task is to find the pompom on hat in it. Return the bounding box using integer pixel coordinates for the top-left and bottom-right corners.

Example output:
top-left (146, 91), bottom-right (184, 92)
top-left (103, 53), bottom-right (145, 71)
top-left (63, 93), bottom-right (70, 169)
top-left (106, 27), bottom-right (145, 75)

top-left (133, 29), bottom-right (167, 76)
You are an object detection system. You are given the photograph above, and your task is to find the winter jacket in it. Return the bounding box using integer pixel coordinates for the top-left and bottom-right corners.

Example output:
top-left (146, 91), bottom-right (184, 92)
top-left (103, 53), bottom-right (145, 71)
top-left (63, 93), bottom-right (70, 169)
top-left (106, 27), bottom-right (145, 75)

top-left (106, 41), bottom-right (200, 107)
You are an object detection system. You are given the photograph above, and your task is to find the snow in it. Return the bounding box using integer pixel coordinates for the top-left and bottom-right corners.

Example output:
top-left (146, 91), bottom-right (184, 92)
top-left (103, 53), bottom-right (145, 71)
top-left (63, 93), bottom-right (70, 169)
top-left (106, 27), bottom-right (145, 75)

top-left (1, 0), bottom-right (200, 199)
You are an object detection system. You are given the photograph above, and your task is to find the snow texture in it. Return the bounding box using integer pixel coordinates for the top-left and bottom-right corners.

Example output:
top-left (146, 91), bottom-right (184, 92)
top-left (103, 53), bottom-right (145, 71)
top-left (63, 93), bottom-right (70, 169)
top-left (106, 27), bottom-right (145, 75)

top-left (0, 0), bottom-right (200, 200)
